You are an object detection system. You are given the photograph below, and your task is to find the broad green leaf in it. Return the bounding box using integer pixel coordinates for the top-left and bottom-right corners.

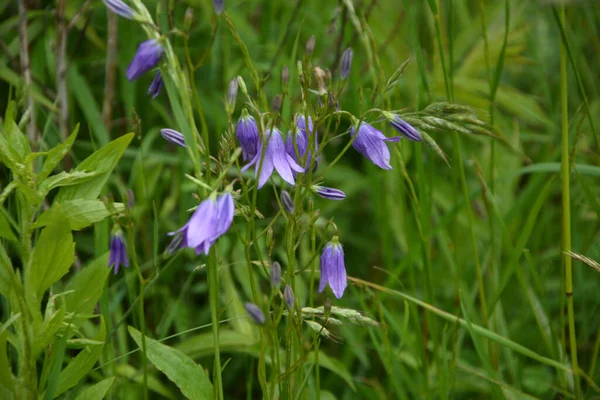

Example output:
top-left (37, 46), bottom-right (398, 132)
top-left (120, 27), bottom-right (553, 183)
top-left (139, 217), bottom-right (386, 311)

top-left (175, 330), bottom-right (259, 359)
top-left (306, 351), bottom-right (356, 391)
top-left (26, 205), bottom-right (75, 304)
top-left (0, 243), bottom-right (13, 299)
top-left (39, 171), bottom-right (102, 195)
top-left (56, 133), bottom-right (134, 202)
top-left (4, 101), bottom-right (30, 161)
top-left (35, 201), bottom-right (124, 231)
top-left (55, 318), bottom-right (106, 397)
top-left (128, 326), bottom-right (213, 400)
top-left (0, 213), bottom-right (16, 241)
top-left (38, 124), bottom-right (79, 181)
top-left (116, 364), bottom-right (175, 399)
top-left (65, 253), bottom-right (110, 330)
top-left (73, 377), bottom-right (115, 400)
top-left (0, 131), bottom-right (18, 171)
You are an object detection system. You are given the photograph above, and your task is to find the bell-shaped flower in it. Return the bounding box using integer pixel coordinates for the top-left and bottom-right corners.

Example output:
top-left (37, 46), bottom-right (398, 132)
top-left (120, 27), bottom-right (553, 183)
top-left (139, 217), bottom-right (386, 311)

top-left (103, 0), bottom-right (135, 19)
top-left (108, 231), bottom-right (129, 274)
top-left (319, 237), bottom-right (347, 298)
top-left (160, 128), bottom-right (186, 148)
top-left (235, 113), bottom-right (259, 162)
top-left (168, 193), bottom-right (234, 255)
top-left (383, 111), bottom-right (421, 141)
top-left (147, 71), bottom-right (163, 99)
top-left (127, 39), bottom-right (164, 81)
top-left (286, 115), bottom-right (318, 170)
top-left (243, 128), bottom-right (304, 189)
top-left (350, 119), bottom-right (401, 170)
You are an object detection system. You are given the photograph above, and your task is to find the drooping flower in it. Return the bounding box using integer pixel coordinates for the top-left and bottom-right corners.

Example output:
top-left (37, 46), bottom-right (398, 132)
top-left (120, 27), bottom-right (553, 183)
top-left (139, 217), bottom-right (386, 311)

top-left (108, 231), bottom-right (129, 274)
top-left (147, 71), bottom-right (164, 99)
top-left (168, 193), bottom-right (234, 255)
top-left (350, 120), bottom-right (401, 170)
top-left (160, 128), bottom-right (186, 148)
top-left (103, 0), bottom-right (135, 19)
top-left (319, 238), bottom-right (347, 299)
top-left (243, 128), bottom-right (304, 189)
top-left (235, 113), bottom-right (259, 162)
top-left (340, 47), bottom-right (353, 79)
top-left (244, 302), bottom-right (265, 325)
top-left (284, 285), bottom-right (295, 309)
top-left (271, 261), bottom-right (281, 288)
top-left (127, 39), bottom-right (164, 81)
top-left (313, 185), bottom-right (346, 200)
top-left (383, 111), bottom-right (421, 141)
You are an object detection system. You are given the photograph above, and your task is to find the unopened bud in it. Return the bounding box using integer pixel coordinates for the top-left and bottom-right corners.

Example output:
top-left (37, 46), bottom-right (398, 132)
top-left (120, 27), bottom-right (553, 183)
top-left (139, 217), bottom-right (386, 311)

top-left (271, 261), bottom-right (281, 288)
top-left (340, 47), bottom-right (353, 79)
top-left (305, 35), bottom-right (316, 54)
top-left (281, 190), bottom-right (294, 214)
top-left (266, 226), bottom-right (274, 249)
top-left (281, 65), bottom-right (290, 87)
top-left (324, 298), bottom-right (332, 315)
top-left (284, 285), bottom-right (295, 309)
top-left (237, 76), bottom-right (248, 96)
top-left (184, 8), bottom-right (194, 31)
top-left (272, 95), bottom-right (281, 112)
top-left (126, 189), bottom-right (135, 209)
top-left (213, 0), bottom-right (224, 15)
top-left (244, 302), bottom-right (265, 325)
top-left (227, 77), bottom-right (238, 109)
top-left (313, 67), bottom-right (326, 95)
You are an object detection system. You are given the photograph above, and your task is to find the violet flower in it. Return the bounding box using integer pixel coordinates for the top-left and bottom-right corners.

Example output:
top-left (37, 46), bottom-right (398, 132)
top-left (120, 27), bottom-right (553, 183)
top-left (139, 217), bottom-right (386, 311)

top-left (160, 128), bottom-right (186, 148)
top-left (384, 112), bottom-right (421, 141)
top-left (350, 120), bottom-right (401, 170)
top-left (284, 285), bottom-right (295, 309)
top-left (319, 238), bottom-right (347, 299)
top-left (108, 232), bottom-right (129, 274)
top-left (271, 261), bottom-right (281, 288)
top-left (127, 40), bottom-right (164, 81)
top-left (103, 0), bottom-right (135, 19)
top-left (235, 113), bottom-right (259, 162)
top-left (313, 185), bottom-right (346, 200)
top-left (168, 193), bottom-right (234, 255)
top-left (340, 47), bottom-right (353, 79)
top-left (286, 115), bottom-right (317, 169)
top-left (147, 71), bottom-right (163, 99)
top-left (242, 128), bottom-right (304, 189)
top-left (244, 303), bottom-right (265, 325)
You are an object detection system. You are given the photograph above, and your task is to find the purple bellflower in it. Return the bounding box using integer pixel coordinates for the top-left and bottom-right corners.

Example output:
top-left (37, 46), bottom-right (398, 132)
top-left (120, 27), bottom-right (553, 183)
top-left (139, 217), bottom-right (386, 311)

top-left (244, 302), bottom-right (265, 325)
top-left (350, 120), bottom-right (401, 170)
top-left (103, 0), bottom-right (135, 19)
top-left (286, 115), bottom-right (318, 170)
top-left (313, 185), bottom-right (346, 200)
top-left (127, 39), bottom-right (164, 81)
top-left (108, 231), bottom-right (129, 274)
top-left (168, 193), bottom-right (234, 255)
top-left (382, 112), bottom-right (421, 142)
top-left (160, 128), bottom-right (186, 148)
top-left (236, 113), bottom-right (259, 162)
top-left (147, 71), bottom-right (164, 99)
top-left (242, 128), bottom-right (304, 189)
top-left (319, 238), bottom-right (347, 299)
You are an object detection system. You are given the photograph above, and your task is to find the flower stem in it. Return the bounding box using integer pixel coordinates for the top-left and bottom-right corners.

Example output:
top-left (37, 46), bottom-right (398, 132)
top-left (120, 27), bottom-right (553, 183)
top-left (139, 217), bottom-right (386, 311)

top-left (208, 250), bottom-right (224, 399)
top-left (559, 5), bottom-right (580, 397)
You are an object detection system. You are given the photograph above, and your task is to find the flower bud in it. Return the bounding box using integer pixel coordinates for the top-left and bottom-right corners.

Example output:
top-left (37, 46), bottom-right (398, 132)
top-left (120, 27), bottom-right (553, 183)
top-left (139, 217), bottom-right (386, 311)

top-left (284, 285), bottom-right (295, 309)
top-left (237, 76), bottom-right (248, 96)
top-left (126, 189), bottom-right (135, 209)
top-left (227, 77), bottom-right (238, 110)
top-left (272, 95), bottom-right (282, 112)
top-left (340, 47), bottom-right (353, 79)
top-left (213, 0), bottom-right (224, 15)
top-left (244, 302), bottom-right (265, 325)
top-left (281, 65), bottom-right (290, 87)
top-left (271, 261), bottom-right (281, 288)
top-left (184, 8), bottom-right (194, 30)
top-left (281, 190), bottom-right (294, 214)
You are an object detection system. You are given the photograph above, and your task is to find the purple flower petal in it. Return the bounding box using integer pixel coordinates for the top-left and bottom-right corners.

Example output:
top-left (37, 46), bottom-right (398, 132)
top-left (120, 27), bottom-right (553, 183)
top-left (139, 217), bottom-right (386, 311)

top-left (127, 40), bottom-right (164, 81)
top-left (186, 199), bottom-right (218, 249)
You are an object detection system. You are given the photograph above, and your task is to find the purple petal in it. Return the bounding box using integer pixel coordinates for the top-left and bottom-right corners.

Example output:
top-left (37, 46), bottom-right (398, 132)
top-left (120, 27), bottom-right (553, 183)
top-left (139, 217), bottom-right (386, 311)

top-left (352, 124), bottom-right (393, 170)
top-left (329, 246), bottom-right (347, 298)
top-left (270, 129), bottom-right (296, 185)
top-left (103, 0), bottom-right (135, 19)
top-left (319, 245), bottom-right (332, 293)
top-left (256, 146), bottom-right (274, 189)
top-left (127, 40), bottom-right (164, 81)
top-left (186, 199), bottom-right (218, 248)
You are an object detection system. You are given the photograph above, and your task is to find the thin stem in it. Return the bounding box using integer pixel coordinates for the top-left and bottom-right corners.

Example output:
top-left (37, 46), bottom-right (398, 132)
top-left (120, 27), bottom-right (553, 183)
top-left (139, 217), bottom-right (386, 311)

top-left (208, 251), bottom-right (224, 399)
top-left (18, 0), bottom-right (36, 148)
top-left (56, 0), bottom-right (69, 167)
top-left (559, 6), bottom-right (580, 397)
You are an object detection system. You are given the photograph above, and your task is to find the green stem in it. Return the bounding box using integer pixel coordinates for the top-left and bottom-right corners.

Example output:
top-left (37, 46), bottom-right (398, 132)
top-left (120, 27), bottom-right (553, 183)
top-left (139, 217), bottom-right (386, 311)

top-left (208, 251), bottom-right (224, 399)
top-left (559, 6), bottom-right (580, 397)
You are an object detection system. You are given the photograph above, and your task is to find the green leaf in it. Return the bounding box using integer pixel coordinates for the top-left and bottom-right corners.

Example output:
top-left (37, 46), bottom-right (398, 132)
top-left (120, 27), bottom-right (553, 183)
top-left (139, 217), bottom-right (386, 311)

top-left (116, 364), bottom-right (175, 399)
top-left (35, 201), bottom-right (124, 231)
top-left (128, 326), bottom-right (213, 400)
top-left (4, 102), bottom-right (30, 160)
top-left (73, 377), bottom-right (115, 400)
top-left (56, 133), bottom-right (134, 202)
top-left (0, 243), bottom-right (13, 300)
top-left (39, 171), bottom-right (102, 195)
top-left (38, 124), bottom-right (79, 182)
top-left (0, 213), bottom-right (16, 241)
top-left (25, 205), bottom-right (75, 305)
top-left (55, 318), bottom-right (106, 397)
top-left (65, 253), bottom-right (111, 329)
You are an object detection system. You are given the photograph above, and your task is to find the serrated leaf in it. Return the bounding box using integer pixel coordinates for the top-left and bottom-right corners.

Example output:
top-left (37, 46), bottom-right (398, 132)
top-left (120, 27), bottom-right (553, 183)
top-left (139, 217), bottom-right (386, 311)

top-left (55, 318), bottom-right (105, 397)
top-left (35, 201), bottom-right (124, 231)
top-left (25, 205), bottom-right (75, 305)
top-left (39, 171), bottom-right (102, 195)
top-left (73, 377), bottom-right (115, 400)
top-left (0, 213), bottom-right (16, 241)
top-left (56, 133), bottom-right (134, 202)
top-left (128, 326), bottom-right (213, 400)
top-left (65, 253), bottom-right (111, 330)
top-left (38, 124), bottom-right (79, 181)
